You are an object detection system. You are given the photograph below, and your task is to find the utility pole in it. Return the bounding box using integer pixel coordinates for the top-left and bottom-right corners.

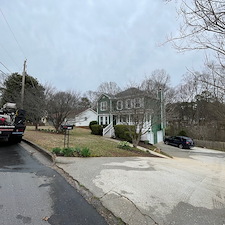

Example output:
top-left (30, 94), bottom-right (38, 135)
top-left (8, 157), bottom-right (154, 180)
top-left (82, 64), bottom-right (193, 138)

top-left (21, 59), bottom-right (27, 109)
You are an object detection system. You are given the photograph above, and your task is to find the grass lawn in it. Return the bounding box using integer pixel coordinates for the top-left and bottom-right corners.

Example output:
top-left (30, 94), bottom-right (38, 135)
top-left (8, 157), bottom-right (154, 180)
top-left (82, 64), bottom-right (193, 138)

top-left (24, 126), bottom-right (156, 157)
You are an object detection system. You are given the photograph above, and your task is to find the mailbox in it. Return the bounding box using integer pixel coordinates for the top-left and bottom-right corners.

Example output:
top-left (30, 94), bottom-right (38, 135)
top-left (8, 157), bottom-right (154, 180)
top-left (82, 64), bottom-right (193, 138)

top-left (61, 124), bottom-right (74, 130)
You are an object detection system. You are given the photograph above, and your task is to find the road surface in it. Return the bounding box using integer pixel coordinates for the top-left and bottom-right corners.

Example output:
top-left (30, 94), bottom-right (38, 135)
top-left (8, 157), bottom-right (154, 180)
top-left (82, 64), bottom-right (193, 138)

top-left (0, 142), bottom-right (108, 225)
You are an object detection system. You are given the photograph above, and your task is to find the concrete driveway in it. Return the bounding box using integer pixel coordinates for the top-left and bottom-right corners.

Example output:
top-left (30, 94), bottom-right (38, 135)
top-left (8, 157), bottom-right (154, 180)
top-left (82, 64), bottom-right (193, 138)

top-left (56, 146), bottom-right (225, 225)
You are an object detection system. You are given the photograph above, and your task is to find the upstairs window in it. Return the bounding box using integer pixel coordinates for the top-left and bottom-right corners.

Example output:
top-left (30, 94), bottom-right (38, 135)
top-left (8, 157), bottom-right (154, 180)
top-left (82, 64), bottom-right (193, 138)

top-left (126, 99), bottom-right (132, 109)
top-left (134, 98), bottom-right (141, 108)
top-left (100, 101), bottom-right (107, 111)
top-left (117, 100), bottom-right (123, 110)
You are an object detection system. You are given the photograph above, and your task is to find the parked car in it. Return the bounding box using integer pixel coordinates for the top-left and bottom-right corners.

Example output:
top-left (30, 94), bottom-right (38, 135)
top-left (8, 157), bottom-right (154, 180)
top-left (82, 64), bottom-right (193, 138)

top-left (164, 136), bottom-right (194, 149)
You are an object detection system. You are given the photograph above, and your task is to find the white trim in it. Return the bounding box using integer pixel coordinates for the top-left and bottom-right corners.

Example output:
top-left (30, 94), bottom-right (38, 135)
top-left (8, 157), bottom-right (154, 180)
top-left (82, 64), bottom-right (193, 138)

top-left (100, 101), bottom-right (108, 111)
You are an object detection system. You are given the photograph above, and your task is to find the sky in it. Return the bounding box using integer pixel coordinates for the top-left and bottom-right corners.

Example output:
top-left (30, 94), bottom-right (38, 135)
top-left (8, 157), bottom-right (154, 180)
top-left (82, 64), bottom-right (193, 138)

top-left (0, 0), bottom-right (205, 94)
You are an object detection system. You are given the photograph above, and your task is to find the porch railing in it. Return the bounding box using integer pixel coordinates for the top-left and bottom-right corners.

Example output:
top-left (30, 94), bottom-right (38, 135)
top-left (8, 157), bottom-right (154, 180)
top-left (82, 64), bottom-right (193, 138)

top-left (103, 122), bottom-right (114, 137)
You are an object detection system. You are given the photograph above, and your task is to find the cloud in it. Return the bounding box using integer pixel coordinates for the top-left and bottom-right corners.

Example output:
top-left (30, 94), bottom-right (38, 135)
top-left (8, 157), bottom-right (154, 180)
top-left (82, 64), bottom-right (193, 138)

top-left (0, 0), bottom-right (205, 93)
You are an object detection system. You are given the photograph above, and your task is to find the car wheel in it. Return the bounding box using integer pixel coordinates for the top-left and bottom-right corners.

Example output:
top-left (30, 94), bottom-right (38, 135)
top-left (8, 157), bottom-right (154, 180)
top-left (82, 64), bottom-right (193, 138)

top-left (165, 141), bottom-right (169, 145)
top-left (178, 144), bottom-right (183, 149)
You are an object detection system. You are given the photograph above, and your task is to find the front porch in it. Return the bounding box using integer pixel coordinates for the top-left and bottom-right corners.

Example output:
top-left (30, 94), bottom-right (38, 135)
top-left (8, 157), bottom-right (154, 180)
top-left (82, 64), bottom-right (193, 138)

top-left (100, 121), bottom-right (164, 145)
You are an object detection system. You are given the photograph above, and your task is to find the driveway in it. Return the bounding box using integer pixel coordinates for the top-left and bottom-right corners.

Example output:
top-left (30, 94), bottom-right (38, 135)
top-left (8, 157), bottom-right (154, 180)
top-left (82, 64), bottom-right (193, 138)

top-left (156, 142), bottom-right (225, 161)
top-left (56, 145), bottom-right (225, 225)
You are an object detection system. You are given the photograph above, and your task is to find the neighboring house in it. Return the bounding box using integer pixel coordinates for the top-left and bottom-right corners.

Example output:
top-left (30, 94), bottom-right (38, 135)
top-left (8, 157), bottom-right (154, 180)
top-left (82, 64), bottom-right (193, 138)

top-left (65, 108), bottom-right (97, 127)
top-left (97, 87), bottom-right (165, 144)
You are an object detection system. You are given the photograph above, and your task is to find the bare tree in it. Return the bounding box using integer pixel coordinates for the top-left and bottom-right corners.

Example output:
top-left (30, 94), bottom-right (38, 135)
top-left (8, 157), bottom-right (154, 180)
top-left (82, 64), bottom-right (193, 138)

top-left (167, 0), bottom-right (225, 62)
top-left (85, 81), bottom-right (121, 109)
top-left (47, 90), bottom-right (80, 131)
top-left (97, 81), bottom-right (122, 95)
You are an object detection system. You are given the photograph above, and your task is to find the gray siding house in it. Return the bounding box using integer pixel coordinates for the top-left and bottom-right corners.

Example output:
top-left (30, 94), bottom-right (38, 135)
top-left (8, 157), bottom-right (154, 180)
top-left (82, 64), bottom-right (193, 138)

top-left (97, 87), bottom-right (165, 144)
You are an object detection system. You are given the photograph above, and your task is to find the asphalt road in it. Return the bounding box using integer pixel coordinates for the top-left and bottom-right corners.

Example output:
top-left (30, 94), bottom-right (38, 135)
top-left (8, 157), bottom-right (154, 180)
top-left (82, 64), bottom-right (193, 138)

top-left (0, 142), bottom-right (108, 225)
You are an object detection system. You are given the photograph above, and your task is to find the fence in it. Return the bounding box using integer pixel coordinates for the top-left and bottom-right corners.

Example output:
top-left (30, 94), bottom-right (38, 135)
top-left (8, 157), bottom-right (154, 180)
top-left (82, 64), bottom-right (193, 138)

top-left (195, 140), bottom-right (225, 151)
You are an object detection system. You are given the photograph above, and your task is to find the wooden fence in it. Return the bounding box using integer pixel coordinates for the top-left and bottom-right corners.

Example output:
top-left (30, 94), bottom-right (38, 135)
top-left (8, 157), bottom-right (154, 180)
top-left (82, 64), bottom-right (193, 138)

top-left (195, 140), bottom-right (225, 151)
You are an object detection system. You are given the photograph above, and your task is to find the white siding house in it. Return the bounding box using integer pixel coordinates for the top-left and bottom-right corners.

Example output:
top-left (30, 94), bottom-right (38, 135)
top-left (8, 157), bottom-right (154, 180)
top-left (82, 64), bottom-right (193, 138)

top-left (70, 108), bottom-right (97, 127)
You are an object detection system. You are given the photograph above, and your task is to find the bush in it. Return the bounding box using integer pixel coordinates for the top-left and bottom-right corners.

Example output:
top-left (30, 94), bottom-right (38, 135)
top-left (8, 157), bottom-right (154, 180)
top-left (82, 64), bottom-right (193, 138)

top-left (80, 147), bottom-right (91, 157)
top-left (117, 141), bottom-right (131, 150)
top-left (51, 146), bottom-right (91, 157)
top-left (91, 124), bottom-right (103, 135)
top-left (61, 147), bottom-right (75, 157)
top-left (178, 130), bottom-right (187, 136)
top-left (74, 147), bottom-right (81, 154)
top-left (114, 125), bottom-right (136, 142)
top-left (52, 147), bottom-right (62, 155)
top-left (89, 120), bottom-right (98, 129)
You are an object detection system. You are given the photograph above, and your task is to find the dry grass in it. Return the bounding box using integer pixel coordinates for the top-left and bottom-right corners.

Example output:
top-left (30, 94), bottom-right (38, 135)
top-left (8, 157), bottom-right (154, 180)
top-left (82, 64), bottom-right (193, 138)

top-left (24, 126), bottom-right (154, 157)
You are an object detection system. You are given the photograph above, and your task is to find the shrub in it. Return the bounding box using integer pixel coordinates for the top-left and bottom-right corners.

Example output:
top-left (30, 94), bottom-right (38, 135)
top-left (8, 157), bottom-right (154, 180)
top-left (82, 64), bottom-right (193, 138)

top-left (117, 141), bottom-right (131, 150)
top-left (52, 147), bottom-right (62, 155)
top-left (51, 146), bottom-right (91, 157)
top-left (74, 147), bottom-right (81, 154)
top-left (61, 147), bottom-right (75, 157)
top-left (178, 130), bottom-right (187, 136)
top-left (80, 147), bottom-right (91, 157)
top-left (114, 125), bottom-right (135, 142)
top-left (89, 120), bottom-right (98, 129)
top-left (91, 124), bottom-right (103, 135)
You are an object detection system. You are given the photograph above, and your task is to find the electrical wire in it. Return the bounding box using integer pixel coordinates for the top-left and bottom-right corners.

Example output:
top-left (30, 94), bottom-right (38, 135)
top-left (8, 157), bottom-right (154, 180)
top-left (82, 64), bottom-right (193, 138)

top-left (0, 69), bottom-right (8, 76)
top-left (0, 61), bottom-right (12, 73)
top-left (0, 42), bottom-right (20, 72)
top-left (0, 8), bottom-right (26, 59)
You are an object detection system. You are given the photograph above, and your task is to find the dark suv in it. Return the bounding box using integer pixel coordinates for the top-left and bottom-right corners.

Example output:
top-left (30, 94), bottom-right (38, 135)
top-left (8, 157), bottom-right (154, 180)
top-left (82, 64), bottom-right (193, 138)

top-left (164, 136), bottom-right (194, 149)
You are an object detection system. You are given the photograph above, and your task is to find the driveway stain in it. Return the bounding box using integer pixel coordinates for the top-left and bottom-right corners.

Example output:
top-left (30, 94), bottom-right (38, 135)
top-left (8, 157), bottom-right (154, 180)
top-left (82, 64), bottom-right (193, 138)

top-left (16, 214), bottom-right (32, 224)
top-left (165, 202), bottom-right (225, 225)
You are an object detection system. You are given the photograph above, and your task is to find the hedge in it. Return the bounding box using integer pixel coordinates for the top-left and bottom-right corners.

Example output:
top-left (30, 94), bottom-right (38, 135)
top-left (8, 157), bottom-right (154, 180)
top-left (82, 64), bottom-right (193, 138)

top-left (114, 125), bottom-right (136, 142)
top-left (89, 120), bottom-right (98, 129)
top-left (91, 124), bottom-right (103, 135)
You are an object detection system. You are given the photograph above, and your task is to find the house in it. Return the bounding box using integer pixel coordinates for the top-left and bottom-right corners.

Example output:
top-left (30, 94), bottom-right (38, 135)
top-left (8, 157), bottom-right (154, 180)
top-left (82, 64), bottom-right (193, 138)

top-left (97, 87), bottom-right (165, 144)
top-left (65, 108), bottom-right (97, 128)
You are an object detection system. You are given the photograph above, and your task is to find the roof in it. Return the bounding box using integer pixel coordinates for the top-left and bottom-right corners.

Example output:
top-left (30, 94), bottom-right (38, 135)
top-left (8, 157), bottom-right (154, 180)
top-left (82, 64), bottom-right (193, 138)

top-left (67, 108), bottom-right (96, 118)
top-left (75, 108), bottom-right (97, 118)
top-left (97, 93), bottom-right (114, 102)
top-left (115, 87), bottom-right (145, 98)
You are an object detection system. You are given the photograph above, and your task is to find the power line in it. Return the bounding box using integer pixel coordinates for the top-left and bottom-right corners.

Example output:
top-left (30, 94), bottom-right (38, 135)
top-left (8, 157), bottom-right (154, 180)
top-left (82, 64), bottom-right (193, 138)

top-left (0, 61), bottom-right (12, 73)
top-left (0, 8), bottom-right (26, 59)
top-left (0, 69), bottom-right (8, 76)
top-left (0, 42), bottom-right (20, 71)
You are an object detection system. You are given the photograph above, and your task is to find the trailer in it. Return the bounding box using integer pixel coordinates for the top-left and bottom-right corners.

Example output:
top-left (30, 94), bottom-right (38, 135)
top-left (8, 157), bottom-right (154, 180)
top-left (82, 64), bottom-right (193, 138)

top-left (0, 103), bottom-right (26, 143)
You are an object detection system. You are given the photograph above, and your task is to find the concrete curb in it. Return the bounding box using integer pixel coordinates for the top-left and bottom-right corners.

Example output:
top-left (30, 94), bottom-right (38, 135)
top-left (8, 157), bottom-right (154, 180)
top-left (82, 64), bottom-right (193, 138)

top-left (22, 138), bottom-right (125, 225)
top-left (22, 138), bottom-right (56, 163)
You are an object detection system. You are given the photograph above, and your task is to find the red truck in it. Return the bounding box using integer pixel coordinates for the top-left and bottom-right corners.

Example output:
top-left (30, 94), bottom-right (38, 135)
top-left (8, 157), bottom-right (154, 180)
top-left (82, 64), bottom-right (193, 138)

top-left (0, 103), bottom-right (26, 143)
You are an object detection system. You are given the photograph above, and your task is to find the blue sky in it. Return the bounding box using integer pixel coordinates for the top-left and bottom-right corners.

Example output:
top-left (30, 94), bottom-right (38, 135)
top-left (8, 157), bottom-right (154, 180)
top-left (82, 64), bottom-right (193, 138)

top-left (0, 0), bottom-right (205, 93)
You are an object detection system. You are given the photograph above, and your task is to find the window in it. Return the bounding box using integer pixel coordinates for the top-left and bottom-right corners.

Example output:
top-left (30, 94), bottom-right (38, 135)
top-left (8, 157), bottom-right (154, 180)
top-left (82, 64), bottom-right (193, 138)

top-left (105, 116), bottom-right (108, 125)
top-left (134, 98), bottom-right (141, 108)
top-left (100, 116), bottom-right (103, 125)
top-left (126, 99), bottom-right (132, 109)
top-left (100, 101), bottom-right (107, 111)
top-left (117, 100), bottom-right (123, 110)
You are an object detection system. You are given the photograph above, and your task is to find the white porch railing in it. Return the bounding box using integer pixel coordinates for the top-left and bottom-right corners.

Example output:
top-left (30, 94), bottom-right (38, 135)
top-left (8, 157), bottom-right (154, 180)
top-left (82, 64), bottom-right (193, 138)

top-left (103, 122), bottom-right (115, 137)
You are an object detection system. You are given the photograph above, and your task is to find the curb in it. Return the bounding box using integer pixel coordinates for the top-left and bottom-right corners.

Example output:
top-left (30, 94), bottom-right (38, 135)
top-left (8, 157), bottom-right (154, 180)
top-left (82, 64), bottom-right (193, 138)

top-left (22, 138), bottom-right (55, 163)
top-left (21, 138), bottom-right (125, 225)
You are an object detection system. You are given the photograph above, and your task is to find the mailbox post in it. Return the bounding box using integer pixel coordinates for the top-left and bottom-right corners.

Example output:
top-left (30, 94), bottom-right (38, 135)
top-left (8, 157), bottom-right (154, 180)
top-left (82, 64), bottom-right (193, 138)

top-left (61, 124), bottom-right (74, 148)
